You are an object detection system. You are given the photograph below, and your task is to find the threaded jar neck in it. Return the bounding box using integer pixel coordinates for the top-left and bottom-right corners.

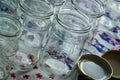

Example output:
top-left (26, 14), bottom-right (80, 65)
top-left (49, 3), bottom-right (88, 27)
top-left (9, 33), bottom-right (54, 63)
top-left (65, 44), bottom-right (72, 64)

top-left (56, 9), bottom-right (93, 34)
top-left (19, 0), bottom-right (54, 18)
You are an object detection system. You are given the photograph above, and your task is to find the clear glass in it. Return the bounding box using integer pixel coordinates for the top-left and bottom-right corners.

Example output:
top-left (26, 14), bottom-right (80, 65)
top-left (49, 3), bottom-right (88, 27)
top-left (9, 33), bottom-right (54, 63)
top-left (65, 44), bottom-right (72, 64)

top-left (46, 0), bottom-right (65, 6)
top-left (44, 0), bottom-right (65, 14)
top-left (0, 15), bottom-right (21, 80)
top-left (71, 0), bottom-right (105, 18)
top-left (0, 0), bottom-right (18, 16)
top-left (18, 0), bottom-right (53, 48)
top-left (71, 0), bottom-right (105, 43)
top-left (5, 0), bottom-right (54, 71)
top-left (0, 58), bottom-right (11, 80)
top-left (40, 9), bottom-right (92, 79)
top-left (0, 15), bottom-right (21, 57)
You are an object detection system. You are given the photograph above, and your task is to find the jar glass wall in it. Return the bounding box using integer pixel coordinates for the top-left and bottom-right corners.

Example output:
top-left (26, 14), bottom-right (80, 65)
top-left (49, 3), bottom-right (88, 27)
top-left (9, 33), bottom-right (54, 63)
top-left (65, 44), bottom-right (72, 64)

top-left (0, 15), bottom-right (21, 57)
top-left (0, 58), bottom-right (10, 80)
top-left (71, 0), bottom-right (105, 42)
top-left (6, 0), bottom-right (54, 71)
top-left (0, 0), bottom-right (18, 16)
top-left (40, 9), bottom-right (92, 79)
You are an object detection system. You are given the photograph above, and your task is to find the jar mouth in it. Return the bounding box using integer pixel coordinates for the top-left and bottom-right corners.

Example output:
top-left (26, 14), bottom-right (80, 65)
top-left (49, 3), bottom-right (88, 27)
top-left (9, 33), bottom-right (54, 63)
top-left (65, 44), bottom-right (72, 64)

top-left (71, 0), bottom-right (105, 18)
top-left (19, 0), bottom-right (54, 18)
top-left (0, 15), bottom-right (21, 37)
top-left (56, 9), bottom-right (93, 33)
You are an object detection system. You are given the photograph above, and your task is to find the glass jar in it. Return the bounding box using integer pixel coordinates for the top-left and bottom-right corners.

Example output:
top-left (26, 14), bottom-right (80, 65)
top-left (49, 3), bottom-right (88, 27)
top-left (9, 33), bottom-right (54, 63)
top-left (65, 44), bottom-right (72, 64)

top-left (18, 0), bottom-right (53, 26)
top-left (40, 9), bottom-right (92, 79)
top-left (0, 15), bottom-right (21, 80)
top-left (0, 15), bottom-right (21, 57)
top-left (5, 0), bottom-right (54, 71)
top-left (18, 0), bottom-right (53, 45)
top-left (71, 0), bottom-right (105, 42)
top-left (71, 0), bottom-right (105, 18)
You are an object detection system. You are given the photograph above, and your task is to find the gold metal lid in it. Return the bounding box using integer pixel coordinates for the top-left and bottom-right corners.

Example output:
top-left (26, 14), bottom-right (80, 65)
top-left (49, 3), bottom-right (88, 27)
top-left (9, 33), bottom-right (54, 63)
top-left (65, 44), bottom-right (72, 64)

top-left (76, 54), bottom-right (113, 80)
top-left (102, 50), bottom-right (120, 79)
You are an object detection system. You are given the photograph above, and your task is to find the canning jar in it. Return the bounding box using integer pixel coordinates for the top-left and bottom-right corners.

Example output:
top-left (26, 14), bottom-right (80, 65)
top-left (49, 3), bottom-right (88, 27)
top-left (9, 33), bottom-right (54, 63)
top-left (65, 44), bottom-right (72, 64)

top-left (5, 0), bottom-right (54, 71)
top-left (71, 0), bottom-right (105, 18)
top-left (71, 0), bottom-right (105, 43)
top-left (18, 0), bottom-right (53, 45)
top-left (0, 15), bottom-right (21, 80)
top-left (40, 9), bottom-right (92, 79)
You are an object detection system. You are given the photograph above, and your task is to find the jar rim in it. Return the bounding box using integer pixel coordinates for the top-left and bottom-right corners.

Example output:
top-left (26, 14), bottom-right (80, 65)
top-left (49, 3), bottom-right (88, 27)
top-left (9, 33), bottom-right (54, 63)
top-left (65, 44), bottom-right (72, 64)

top-left (56, 9), bottom-right (93, 33)
top-left (19, 0), bottom-right (54, 18)
top-left (71, 0), bottom-right (105, 18)
top-left (0, 15), bottom-right (21, 37)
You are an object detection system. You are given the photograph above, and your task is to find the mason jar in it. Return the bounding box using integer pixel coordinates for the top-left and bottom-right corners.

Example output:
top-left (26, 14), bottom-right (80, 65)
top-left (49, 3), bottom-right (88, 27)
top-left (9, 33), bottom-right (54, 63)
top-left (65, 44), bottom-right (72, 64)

top-left (40, 9), bottom-right (92, 79)
top-left (0, 15), bottom-right (21, 80)
top-left (71, 0), bottom-right (105, 42)
top-left (18, 0), bottom-right (53, 47)
top-left (71, 0), bottom-right (105, 18)
top-left (4, 0), bottom-right (54, 71)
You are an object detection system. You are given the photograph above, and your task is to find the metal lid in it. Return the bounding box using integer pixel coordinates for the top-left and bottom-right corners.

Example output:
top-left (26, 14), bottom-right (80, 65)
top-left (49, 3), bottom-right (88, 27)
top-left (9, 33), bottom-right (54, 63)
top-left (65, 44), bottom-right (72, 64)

top-left (77, 54), bottom-right (113, 80)
top-left (102, 50), bottom-right (120, 79)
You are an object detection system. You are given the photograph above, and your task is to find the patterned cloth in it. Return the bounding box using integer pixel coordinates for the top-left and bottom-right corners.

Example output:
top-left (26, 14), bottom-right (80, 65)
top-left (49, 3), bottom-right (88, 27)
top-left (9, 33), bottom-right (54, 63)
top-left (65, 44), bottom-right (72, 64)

top-left (1, 1), bottom-right (120, 80)
top-left (8, 15), bottom-right (120, 80)
top-left (83, 15), bottom-right (120, 56)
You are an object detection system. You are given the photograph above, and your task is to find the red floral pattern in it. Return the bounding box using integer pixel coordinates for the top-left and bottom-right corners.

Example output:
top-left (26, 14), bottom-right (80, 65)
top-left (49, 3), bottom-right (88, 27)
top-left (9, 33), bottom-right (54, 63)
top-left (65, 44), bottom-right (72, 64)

top-left (28, 54), bottom-right (34, 62)
top-left (10, 73), bottom-right (16, 79)
top-left (23, 74), bottom-right (30, 79)
top-left (33, 65), bottom-right (38, 69)
top-left (36, 73), bottom-right (43, 79)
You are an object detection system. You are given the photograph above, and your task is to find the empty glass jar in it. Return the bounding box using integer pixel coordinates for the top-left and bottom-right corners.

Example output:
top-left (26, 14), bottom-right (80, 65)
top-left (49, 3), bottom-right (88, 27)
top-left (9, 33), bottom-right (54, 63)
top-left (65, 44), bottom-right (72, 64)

top-left (71, 0), bottom-right (105, 18)
top-left (40, 9), bottom-right (92, 79)
top-left (6, 0), bottom-right (54, 71)
top-left (0, 15), bottom-right (21, 80)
